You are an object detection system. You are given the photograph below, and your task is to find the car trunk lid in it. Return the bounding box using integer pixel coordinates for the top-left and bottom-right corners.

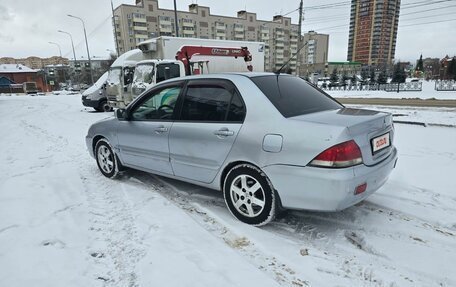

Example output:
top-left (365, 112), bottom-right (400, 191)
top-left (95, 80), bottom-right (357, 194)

top-left (290, 108), bottom-right (394, 166)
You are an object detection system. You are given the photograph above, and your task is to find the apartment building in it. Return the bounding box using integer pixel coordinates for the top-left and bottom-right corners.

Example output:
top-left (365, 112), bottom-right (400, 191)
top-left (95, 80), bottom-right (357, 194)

top-left (299, 31), bottom-right (329, 76)
top-left (347, 0), bottom-right (401, 67)
top-left (0, 56), bottom-right (69, 70)
top-left (112, 0), bottom-right (301, 73)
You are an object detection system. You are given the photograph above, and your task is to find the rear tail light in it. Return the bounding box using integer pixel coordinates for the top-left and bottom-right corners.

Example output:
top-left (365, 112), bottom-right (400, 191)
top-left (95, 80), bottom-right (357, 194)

top-left (309, 140), bottom-right (363, 168)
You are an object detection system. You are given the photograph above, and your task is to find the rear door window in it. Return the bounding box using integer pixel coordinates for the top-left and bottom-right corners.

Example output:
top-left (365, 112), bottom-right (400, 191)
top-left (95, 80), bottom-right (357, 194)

top-left (178, 79), bottom-right (245, 122)
top-left (251, 75), bottom-right (342, 118)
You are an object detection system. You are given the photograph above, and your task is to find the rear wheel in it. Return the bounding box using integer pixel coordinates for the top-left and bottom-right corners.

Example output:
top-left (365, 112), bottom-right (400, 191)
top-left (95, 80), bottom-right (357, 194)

top-left (223, 164), bottom-right (276, 226)
top-left (95, 139), bottom-right (120, 178)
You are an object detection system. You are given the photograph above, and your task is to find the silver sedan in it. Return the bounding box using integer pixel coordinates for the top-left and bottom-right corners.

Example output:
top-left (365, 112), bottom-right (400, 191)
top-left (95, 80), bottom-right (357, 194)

top-left (86, 73), bottom-right (398, 226)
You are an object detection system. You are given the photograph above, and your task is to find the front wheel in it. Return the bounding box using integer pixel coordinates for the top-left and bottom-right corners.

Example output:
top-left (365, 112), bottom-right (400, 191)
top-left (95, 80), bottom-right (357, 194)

top-left (223, 164), bottom-right (277, 226)
top-left (99, 100), bottom-right (112, 112)
top-left (95, 139), bottom-right (120, 178)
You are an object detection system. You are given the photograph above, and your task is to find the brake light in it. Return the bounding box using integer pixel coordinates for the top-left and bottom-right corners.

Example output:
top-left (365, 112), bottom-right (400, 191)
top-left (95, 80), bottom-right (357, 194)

top-left (309, 140), bottom-right (363, 168)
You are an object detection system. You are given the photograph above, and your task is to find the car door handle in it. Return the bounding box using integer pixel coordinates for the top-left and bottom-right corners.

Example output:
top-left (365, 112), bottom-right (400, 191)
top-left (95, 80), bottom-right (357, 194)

top-left (155, 126), bottom-right (168, 134)
top-left (214, 129), bottom-right (234, 137)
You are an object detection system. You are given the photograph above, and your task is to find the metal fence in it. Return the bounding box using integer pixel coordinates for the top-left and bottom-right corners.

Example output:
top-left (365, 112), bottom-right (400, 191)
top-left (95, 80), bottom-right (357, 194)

top-left (322, 82), bottom-right (422, 92)
top-left (435, 81), bottom-right (456, 91)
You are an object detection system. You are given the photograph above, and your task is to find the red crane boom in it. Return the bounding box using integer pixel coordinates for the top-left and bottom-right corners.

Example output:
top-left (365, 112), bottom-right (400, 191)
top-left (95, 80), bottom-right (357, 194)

top-left (175, 45), bottom-right (253, 75)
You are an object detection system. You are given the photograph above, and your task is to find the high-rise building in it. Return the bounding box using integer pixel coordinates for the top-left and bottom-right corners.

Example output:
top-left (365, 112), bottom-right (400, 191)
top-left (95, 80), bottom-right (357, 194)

top-left (112, 0), bottom-right (301, 73)
top-left (347, 0), bottom-right (401, 67)
top-left (299, 31), bottom-right (329, 76)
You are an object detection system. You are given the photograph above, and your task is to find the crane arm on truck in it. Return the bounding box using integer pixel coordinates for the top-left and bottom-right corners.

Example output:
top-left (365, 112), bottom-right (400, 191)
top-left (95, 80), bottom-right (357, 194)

top-left (175, 46), bottom-right (253, 75)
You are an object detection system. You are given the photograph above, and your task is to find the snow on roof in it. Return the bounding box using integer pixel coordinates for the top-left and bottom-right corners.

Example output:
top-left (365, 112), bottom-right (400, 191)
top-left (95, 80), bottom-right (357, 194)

top-left (0, 64), bottom-right (39, 73)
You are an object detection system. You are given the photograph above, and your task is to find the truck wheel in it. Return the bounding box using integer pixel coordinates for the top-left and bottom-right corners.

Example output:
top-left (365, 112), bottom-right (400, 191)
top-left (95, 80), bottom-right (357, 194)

top-left (99, 100), bottom-right (112, 112)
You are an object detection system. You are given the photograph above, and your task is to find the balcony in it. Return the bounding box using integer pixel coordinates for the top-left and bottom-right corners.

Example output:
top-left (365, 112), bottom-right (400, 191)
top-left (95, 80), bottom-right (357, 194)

top-left (215, 22), bottom-right (226, 29)
top-left (133, 25), bottom-right (147, 31)
top-left (182, 21), bottom-right (194, 28)
top-left (160, 25), bottom-right (173, 33)
top-left (183, 29), bottom-right (195, 35)
top-left (275, 41), bottom-right (285, 48)
top-left (133, 16), bottom-right (146, 23)
top-left (234, 26), bottom-right (244, 33)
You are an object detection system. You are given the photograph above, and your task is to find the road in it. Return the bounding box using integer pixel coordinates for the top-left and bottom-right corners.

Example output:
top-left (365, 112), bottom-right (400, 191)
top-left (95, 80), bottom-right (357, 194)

top-left (336, 97), bottom-right (456, 107)
top-left (1, 94), bottom-right (455, 287)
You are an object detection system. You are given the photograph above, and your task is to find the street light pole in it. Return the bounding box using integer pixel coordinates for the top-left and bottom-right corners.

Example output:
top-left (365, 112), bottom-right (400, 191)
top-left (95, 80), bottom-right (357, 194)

top-left (48, 41), bottom-right (67, 85)
top-left (58, 30), bottom-right (78, 86)
top-left (48, 41), bottom-right (62, 58)
top-left (68, 14), bottom-right (94, 85)
top-left (58, 30), bottom-right (77, 64)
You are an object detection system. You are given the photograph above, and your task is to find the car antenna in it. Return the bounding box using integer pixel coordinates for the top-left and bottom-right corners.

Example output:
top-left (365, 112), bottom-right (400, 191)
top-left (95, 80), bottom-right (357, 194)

top-left (275, 41), bottom-right (308, 75)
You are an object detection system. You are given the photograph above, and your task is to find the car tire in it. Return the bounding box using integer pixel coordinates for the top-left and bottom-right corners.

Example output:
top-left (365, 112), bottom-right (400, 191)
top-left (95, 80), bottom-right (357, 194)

top-left (99, 100), bottom-right (112, 112)
top-left (95, 138), bottom-right (120, 178)
top-left (223, 164), bottom-right (277, 226)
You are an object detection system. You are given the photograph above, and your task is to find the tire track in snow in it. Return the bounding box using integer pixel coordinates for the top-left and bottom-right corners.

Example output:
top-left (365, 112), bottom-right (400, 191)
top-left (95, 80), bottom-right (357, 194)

top-left (17, 112), bottom-right (145, 286)
top-left (124, 171), bottom-right (310, 287)
top-left (79, 170), bottom-right (146, 286)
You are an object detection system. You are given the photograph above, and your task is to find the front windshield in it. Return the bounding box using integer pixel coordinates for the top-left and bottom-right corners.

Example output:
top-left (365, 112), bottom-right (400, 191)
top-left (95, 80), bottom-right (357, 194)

top-left (133, 64), bottom-right (155, 84)
top-left (107, 67), bottom-right (121, 85)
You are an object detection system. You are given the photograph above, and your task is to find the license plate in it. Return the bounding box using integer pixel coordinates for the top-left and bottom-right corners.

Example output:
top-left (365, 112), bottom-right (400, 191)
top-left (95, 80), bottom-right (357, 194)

top-left (372, 133), bottom-right (390, 153)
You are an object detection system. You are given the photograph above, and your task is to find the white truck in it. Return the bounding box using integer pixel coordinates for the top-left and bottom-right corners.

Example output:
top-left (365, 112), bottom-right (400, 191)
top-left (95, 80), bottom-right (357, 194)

top-left (106, 49), bottom-right (146, 108)
top-left (131, 59), bottom-right (186, 98)
top-left (109, 37), bottom-right (265, 108)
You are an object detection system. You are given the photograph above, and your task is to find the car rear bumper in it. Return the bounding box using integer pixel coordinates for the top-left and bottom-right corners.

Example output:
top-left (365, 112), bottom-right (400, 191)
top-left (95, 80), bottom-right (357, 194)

top-left (263, 147), bottom-right (398, 211)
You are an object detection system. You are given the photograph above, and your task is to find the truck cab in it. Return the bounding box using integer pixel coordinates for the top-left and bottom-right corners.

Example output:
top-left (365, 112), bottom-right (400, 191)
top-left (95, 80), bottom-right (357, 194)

top-left (131, 59), bottom-right (185, 100)
top-left (106, 49), bottom-right (145, 108)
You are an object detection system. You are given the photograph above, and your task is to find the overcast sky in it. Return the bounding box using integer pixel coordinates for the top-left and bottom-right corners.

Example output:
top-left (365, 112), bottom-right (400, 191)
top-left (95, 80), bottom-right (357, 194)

top-left (0, 0), bottom-right (455, 63)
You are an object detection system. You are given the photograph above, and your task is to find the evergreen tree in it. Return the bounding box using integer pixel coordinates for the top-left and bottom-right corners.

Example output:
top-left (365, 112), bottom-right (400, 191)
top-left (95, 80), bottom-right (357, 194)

top-left (330, 68), bottom-right (338, 85)
top-left (448, 57), bottom-right (456, 80)
top-left (341, 70), bottom-right (349, 86)
top-left (360, 68), bottom-right (368, 82)
top-left (351, 74), bottom-right (357, 85)
top-left (416, 54), bottom-right (424, 71)
top-left (369, 69), bottom-right (376, 84)
top-left (378, 68), bottom-right (388, 84)
top-left (392, 62), bottom-right (406, 83)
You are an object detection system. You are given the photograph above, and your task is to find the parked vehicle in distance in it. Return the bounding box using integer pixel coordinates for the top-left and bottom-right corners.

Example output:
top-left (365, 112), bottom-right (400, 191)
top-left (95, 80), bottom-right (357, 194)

top-left (23, 82), bottom-right (38, 94)
top-left (86, 73), bottom-right (398, 226)
top-left (82, 72), bottom-right (111, 112)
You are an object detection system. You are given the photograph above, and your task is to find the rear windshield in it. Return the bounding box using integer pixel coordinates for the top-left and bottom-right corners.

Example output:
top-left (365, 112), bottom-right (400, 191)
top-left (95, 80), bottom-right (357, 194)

top-left (251, 75), bottom-right (343, 118)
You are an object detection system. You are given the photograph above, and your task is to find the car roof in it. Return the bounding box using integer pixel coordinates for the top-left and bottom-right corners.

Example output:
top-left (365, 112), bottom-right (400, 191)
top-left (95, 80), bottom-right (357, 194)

top-left (154, 72), bottom-right (295, 86)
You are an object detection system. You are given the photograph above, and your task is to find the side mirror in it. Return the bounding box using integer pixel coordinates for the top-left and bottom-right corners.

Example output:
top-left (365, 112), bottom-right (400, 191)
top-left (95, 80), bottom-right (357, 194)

top-left (115, 108), bottom-right (128, 121)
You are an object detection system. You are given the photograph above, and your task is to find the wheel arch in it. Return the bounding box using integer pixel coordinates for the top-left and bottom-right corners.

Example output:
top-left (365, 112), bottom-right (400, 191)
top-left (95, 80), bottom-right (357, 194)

top-left (92, 135), bottom-right (106, 154)
top-left (220, 160), bottom-right (284, 210)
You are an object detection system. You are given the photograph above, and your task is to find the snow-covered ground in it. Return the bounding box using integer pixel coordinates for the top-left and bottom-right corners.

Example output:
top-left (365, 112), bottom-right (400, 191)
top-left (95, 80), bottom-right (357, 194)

top-left (327, 81), bottom-right (456, 100)
top-left (347, 105), bottom-right (456, 127)
top-left (1, 94), bottom-right (455, 287)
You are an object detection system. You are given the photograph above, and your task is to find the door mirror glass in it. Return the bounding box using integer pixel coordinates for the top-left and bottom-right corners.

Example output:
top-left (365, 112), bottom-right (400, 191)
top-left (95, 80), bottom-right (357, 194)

top-left (115, 108), bottom-right (127, 120)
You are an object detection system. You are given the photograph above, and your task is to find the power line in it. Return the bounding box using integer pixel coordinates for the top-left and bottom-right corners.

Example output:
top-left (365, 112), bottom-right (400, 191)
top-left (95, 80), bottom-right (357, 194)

top-left (400, 17), bottom-right (456, 27)
top-left (401, 4), bottom-right (456, 16)
top-left (401, 0), bottom-right (456, 10)
top-left (401, 11), bottom-right (456, 21)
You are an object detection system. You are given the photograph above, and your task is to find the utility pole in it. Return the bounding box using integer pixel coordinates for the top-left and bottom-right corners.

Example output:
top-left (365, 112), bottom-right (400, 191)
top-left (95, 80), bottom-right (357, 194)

top-left (111, 0), bottom-right (120, 56)
top-left (174, 0), bottom-right (179, 37)
top-left (297, 0), bottom-right (303, 76)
